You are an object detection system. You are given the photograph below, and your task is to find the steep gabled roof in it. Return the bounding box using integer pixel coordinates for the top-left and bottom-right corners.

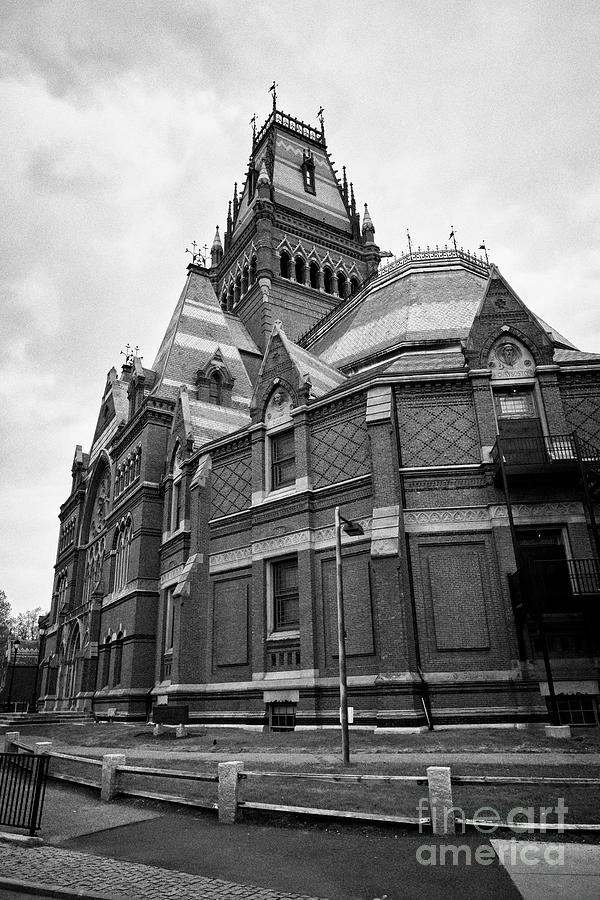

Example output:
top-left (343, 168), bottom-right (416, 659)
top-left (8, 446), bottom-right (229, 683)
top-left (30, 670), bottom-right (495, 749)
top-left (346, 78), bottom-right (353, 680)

top-left (151, 266), bottom-right (255, 409)
top-left (232, 109), bottom-right (353, 242)
top-left (251, 321), bottom-right (346, 416)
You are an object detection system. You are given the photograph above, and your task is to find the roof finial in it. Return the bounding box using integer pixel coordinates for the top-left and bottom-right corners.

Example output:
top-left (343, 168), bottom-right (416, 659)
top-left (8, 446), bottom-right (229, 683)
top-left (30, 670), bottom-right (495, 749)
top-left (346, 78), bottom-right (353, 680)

top-left (250, 112), bottom-right (257, 142)
top-left (407, 228), bottom-right (413, 257)
top-left (350, 183), bottom-right (356, 217)
top-left (269, 80), bottom-right (278, 111)
top-left (362, 203), bottom-right (375, 243)
top-left (257, 159), bottom-right (270, 186)
top-left (342, 166), bottom-right (348, 203)
top-left (449, 226), bottom-right (458, 254)
top-left (186, 240), bottom-right (205, 266)
top-left (317, 105), bottom-right (325, 136)
top-left (478, 240), bottom-right (489, 266)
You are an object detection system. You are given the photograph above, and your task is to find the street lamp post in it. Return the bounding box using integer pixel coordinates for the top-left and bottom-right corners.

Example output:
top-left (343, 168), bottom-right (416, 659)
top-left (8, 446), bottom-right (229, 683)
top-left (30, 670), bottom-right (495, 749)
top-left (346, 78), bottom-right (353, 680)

top-left (6, 638), bottom-right (21, 712)
top-left (334, 506), bottom-right (364, 767)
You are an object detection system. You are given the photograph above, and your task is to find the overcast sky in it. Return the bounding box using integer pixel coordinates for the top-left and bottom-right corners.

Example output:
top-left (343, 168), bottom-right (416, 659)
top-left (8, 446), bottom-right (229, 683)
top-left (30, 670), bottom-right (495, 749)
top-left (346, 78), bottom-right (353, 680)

top-left (1, 0), bottom-right (599, 615)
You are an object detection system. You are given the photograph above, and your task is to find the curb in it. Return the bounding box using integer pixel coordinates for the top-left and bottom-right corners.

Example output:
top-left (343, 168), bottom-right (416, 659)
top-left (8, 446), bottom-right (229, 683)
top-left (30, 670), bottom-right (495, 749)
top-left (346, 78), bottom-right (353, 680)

top-left (0, 878), bottom-right (111, 899)
top-left (0, 832), bottom-right (43, 847)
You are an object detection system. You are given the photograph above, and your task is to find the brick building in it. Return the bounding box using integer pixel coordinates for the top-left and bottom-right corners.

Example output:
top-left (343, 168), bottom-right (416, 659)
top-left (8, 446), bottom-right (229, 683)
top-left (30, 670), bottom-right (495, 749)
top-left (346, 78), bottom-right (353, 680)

top-left (38, 103), bottom-right (600, 729)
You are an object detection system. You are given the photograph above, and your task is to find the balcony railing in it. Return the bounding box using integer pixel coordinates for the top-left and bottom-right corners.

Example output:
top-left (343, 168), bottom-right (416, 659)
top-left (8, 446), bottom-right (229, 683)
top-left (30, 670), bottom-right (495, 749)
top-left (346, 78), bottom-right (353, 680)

top-left (492, 433), bottom-right (600, 471)
top-left (509, 557), bottom-right (600, 618)
top-left (491, 433), bottom-right (579, 470)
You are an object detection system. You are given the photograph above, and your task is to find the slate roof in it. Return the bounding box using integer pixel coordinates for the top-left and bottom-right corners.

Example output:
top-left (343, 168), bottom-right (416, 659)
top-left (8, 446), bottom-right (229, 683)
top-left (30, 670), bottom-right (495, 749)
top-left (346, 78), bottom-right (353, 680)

top-left (277, 327), bottom-right (346, 397)
top-left (150, 268), bottom-right (255, 446)
top-left (309, 257), bottom-right (578, 369)
top-left (232, 118), bottom-right (352, 243)
top-left (555, 349), bottom-right (600, 364)
top-left (151, 269), bottom-right (255, 409)
top-left (311, 266), bottom-right (487, 368)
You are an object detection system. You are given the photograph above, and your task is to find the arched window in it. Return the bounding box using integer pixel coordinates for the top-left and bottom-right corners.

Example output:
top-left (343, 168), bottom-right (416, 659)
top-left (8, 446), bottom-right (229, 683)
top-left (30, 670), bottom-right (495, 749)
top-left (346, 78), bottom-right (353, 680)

top-left (249, 256), bottom-right (257, 285)
top-left (309, 261), bottom-right (319, 289)
top-left (350, 277), bottom-right (359, 296)
top-left (242, 266), bottom-right (249, 295)
top-left (227, 283), bottom-right (234, 311)
top-left (337, 272), bottom-right (347, 298)
top-left (114, 518), bottom-right (132, 593)
top-left (209, 371), bottom-right (223, 405)
top-left (280, 251), bottom-right (291, 279)
top-left (221, 291), bottom-right (227, 311)
top-left (170, 448), bottom-right (183, 531)
top-left (102, 636), bottom-right (111, 688)
top-left (113, 632), bottom-right (123, 687)
top-left (295, 256), bottom-right (306, 284)
top-left (234, 275), bottom-right (241, 305)
top-left (323, 267), bottom-right (333, 294)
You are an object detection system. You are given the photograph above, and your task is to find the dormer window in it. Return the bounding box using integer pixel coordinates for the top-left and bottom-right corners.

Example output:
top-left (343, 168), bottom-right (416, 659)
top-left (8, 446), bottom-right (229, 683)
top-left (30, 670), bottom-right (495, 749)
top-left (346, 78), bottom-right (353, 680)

top-left (271, 429), bottom-right (296, 489)
top-left (209, 371), bottom-right (223, 405)
top-left (195, 350), bottom-right (234, 406)
top-left (301, 151), bottom-right (316, 194)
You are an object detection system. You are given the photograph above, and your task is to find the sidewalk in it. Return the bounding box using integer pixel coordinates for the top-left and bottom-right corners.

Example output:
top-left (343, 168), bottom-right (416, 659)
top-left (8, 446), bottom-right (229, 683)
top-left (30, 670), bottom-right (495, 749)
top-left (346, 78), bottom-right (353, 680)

top-left (3, 779), bottom-right (600, 899)
top-left (0, 781), bottom-right (523, 900)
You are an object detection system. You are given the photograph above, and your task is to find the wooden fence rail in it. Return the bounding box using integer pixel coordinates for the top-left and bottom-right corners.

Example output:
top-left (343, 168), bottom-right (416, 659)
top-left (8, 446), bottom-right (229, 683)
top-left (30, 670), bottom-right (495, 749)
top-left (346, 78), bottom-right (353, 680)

top-left (4, 732), bottom-right (600, 835)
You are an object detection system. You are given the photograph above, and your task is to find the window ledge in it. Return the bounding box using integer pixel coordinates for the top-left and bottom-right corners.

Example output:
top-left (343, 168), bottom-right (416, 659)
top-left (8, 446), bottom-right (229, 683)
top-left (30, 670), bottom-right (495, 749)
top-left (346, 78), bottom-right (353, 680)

top-left (267, 630), bottom-right (300, 642)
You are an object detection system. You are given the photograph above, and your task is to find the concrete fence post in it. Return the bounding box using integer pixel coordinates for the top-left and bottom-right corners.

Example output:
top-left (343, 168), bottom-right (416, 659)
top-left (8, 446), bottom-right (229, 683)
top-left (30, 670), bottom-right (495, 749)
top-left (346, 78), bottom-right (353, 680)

top-left (33, 742), bottom-right (53, 755)
top-left (427, 765), bottom-right (455, 835)
top-left (101, 753), bottom-right (126, 802)
top-left (4, 731), bottom-right (20, 753)
top-left (218, 761), bottom-right (243, 824)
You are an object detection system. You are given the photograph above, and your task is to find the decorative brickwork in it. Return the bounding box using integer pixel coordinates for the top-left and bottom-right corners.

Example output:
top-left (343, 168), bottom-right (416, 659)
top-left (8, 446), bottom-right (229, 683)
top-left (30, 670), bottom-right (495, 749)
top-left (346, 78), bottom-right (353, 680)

top-left (396, 388), bottom-right (479, 466)
top-left (210, 454), bottom-right (252, 518)
top-left (213, 575), bottom-right (249, 667)
top-left (562, 387), bottom-right (600, 447)
top-left (321, 552), bottom-right (375, 657)
top-left (311, 415), bottom-right (370, 488)
top-left (422, 542), bottom-right (491, 650)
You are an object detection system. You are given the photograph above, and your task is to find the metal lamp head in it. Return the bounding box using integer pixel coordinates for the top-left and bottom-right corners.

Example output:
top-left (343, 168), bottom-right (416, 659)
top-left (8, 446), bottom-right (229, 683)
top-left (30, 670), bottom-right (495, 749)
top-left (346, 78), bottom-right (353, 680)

top-left (342, 521), bottom-right (364, 537)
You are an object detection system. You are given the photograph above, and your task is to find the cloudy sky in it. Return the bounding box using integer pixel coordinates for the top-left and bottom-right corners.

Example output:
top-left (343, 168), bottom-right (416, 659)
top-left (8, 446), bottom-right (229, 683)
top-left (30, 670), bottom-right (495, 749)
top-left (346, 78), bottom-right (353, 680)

top-left (1, 0), bottom-right (599, 615)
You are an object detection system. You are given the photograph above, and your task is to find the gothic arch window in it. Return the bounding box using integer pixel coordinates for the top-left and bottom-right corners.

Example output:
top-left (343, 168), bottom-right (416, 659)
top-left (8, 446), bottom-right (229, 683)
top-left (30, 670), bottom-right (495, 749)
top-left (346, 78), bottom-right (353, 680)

top-left (242, 265), bottom-right (249, 295)
top-left (309, 261), bottom-right (319, 289)
top-left (249, 256), bottom-right (257, 285)
top-left (323, 267), bottom-right (333, 294)
top-left (102, 636), bottom-right (111, 688)
top-left (83, 538), bottom-right (104, 605)
top-left (264, 388), bottom-right (296, 493)
top-left (55, 570), bottom-right (68, 619)
top-left (221, 290), bottom-right (227, 311)
top-left (301, 152), bottom-right (316, 194)
top-left (114, 517), bottom-right (132, 593)
top-left (295, 256), bottom-right (306, 284)
top-left (113, 631), bottom-right (123, 686)
top-left (350, 276), bottom-right (359, 296)
top-left (170, 446), bottom-right (183, 531)
top-left (234, 274), bottom-right (241, 305)
top-left (209, 371), bottom-right (223, 405)
top-left (337, 272), bottom-right (347, 298)
top-left (227, 283), bottom-right (234, 311)
top-left (280, 251), bottom-right (291, 279)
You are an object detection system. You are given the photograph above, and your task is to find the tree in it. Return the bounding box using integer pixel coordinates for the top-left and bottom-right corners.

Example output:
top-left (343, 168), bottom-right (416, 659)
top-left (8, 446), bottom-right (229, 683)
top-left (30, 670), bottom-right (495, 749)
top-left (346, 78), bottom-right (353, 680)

top-left (11, 607), bottom-right (43, 641)
top-left (0, 590), bottom-right (12, 686)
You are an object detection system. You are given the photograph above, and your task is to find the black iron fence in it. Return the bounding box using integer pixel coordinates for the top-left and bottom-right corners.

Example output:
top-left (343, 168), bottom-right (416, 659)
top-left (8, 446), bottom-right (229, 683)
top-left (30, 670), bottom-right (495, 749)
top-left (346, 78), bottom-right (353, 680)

top-left (0, 752), bottom-right (49, 835)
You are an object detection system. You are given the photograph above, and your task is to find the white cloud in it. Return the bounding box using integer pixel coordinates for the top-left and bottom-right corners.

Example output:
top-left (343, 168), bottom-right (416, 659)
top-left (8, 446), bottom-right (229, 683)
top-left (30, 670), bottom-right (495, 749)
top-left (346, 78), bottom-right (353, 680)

top-left (1, 0), bottom-right (600, 612)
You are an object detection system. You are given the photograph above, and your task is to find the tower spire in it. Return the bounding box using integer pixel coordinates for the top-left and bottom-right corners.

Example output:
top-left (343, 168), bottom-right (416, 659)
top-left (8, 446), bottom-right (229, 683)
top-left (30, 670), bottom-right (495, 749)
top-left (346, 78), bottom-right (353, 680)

top-left (211, 226), bottom-right (223, 268)
top-left (362, 203), bottom-right (375, 244)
